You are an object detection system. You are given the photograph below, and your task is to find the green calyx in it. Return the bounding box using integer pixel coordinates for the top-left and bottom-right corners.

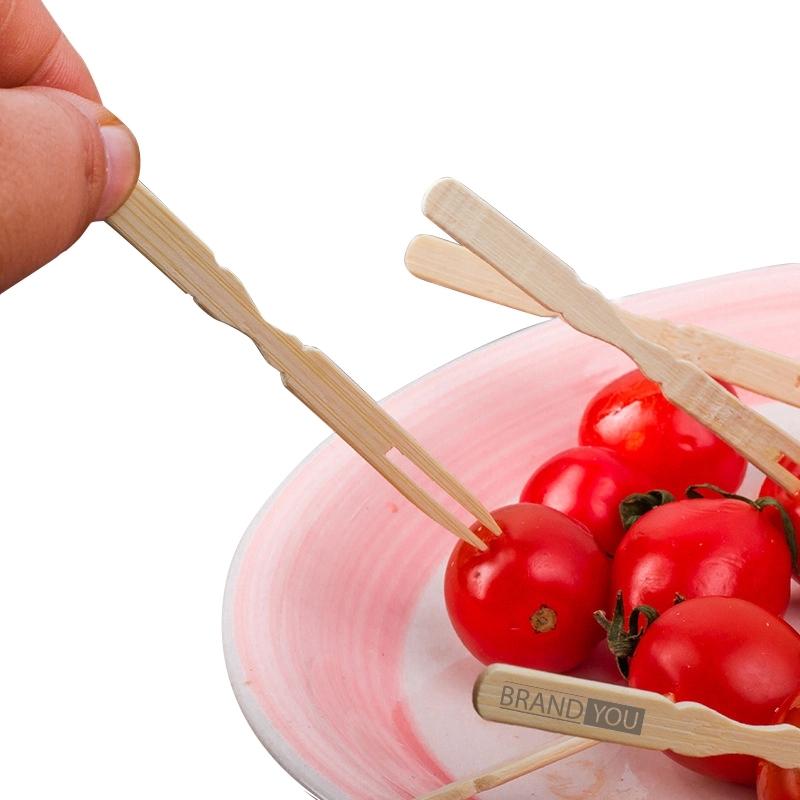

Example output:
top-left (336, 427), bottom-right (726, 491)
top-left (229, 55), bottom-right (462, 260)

top-left (619, 489), bottom-right (675, 531)
top-left (594, 591), bottom-right (659, 680)
top-left (620, 483), bottom-right (799, 576)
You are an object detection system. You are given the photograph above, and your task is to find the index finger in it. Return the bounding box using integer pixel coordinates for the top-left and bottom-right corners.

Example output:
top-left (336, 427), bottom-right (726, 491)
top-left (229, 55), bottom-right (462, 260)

top-left (0, 0), bottom-right (100, 100)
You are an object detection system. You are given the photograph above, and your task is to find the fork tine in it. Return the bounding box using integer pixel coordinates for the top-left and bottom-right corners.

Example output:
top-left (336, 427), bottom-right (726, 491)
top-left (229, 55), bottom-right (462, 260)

top-left (389, 426), bottom-right (503, 537)
top-left (366, 453), bottom-right (491, 551)
top-left (281, 347), bottom-right (500, 546)
top-left (413, 736), bottom-right (599, 800)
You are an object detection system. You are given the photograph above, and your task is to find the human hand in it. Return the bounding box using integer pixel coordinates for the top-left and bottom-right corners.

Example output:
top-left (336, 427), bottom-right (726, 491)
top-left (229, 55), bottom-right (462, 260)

top-left (0, 0), bottom-right (140, 292)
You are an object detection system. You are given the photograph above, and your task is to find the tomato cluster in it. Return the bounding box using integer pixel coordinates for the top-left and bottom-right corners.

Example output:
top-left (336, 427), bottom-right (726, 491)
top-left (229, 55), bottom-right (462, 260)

top-left (443, 367), bottom-right (800, 792)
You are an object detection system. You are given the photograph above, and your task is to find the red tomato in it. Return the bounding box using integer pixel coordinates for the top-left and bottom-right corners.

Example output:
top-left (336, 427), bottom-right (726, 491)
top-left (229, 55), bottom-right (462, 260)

top-left (610, 488), bottom-right (794, 619)
top-left (756, 685), bottom-right (800, 800)
top-left (519, 446), bottom-right (655, 556)
top-left (444, 503), bottom-right (611, 673)
top-left (578, 368), bottom-right (747, 497)
top-left (626, 596), bottom-right (800, 785)
top-left (760, 457), bottom-right (800, 583)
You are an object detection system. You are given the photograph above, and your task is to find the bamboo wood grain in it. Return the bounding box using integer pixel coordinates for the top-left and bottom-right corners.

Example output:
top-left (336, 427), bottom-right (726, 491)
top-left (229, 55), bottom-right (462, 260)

top-left (421, 178), bottom-right (800, 495)
top-left (406, 234), bottom-right (800, 409)
top-left (474, 664), bottom-right (800, 768)
top-left (107, 182), bottom-right (501, 549)
top-left (413, 735), bottom-right (599, 800)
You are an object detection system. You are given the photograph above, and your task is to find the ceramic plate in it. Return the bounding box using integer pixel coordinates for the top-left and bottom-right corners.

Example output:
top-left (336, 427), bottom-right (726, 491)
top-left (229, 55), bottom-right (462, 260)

top-left (223, 264), bottom-right (800, 800)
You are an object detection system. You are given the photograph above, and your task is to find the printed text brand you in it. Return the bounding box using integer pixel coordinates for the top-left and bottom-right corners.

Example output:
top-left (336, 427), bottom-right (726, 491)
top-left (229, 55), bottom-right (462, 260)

top-left (499, 682), bottom-right (646, 736)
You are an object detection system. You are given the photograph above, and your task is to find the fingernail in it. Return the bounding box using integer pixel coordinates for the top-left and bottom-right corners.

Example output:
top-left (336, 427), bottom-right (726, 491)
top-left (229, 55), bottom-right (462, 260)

top-left (95, 123), bottom-right (140, 220)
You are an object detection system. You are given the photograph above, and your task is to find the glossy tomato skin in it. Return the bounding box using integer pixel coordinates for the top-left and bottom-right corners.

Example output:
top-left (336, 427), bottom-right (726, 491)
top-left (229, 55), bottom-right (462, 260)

top-left (519, 446), bottom-right (654, 556)
top-left (444, 503), bottom-right (611, 673)
top-left (627, 596), bottom-right (800, 785)
top-left (756, 686), bottom-right (800, 799)
top-left (578, 368), bottom-right (747, 498)
top-left (611, 495), bottom-right (793, 619)
top-left (760, 458), bottom-right (800, 584)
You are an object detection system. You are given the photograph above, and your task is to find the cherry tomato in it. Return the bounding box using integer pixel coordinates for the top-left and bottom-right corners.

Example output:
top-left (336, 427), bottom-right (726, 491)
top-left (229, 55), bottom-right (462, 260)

top-left (519, 445), bottom-right (655, 556)
top-left (444, 503), bottom-right (611, 673)
top-left (578, 368), bottom-right (747, 497)
top-left (756, 685), bottom-right (800, 800)
top-left (610, 487), bottom-right (794, 619)
top-left (626, 596), bottom-right (800, 785)
top-left (760, 457), bottom-right (800, 583)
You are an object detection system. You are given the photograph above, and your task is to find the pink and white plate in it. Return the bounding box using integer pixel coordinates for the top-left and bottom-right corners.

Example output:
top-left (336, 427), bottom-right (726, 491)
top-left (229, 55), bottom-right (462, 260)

top-left (223, 264), bottom-right (800, 800)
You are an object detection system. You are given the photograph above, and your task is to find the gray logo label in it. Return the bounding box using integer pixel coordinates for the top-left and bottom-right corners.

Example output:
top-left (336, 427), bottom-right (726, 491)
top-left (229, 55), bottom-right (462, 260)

top-left (583, 698), bottom-right (645, 735)
top-left (499, 683), bottom-right (645, 736)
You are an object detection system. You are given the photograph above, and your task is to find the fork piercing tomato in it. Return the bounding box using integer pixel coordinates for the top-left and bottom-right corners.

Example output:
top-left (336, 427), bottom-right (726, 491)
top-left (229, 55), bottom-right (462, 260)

top-left (603, 595), bottom-right (800, 785)
top-left (519, 445), bottom-right (654, 556)
top-left (756, 685), bottom-right (800, 800)
top-left (609, 485), bottom-right (796, 619)
top-left (444, 503), bottom-right (611, 673)
top-left (578, 368), bottom-right (747, 498)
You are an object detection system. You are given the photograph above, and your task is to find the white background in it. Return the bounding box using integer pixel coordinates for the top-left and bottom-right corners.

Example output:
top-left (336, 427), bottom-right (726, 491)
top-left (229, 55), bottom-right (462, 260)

top-left (3, 2), bottom-right (800, 798)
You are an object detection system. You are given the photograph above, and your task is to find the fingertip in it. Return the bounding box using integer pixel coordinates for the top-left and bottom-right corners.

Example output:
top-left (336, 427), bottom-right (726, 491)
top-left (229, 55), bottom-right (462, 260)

top-left (0, 88), bottom-right (140, 292)
top-left (94, 122), bottom-right (140, 220)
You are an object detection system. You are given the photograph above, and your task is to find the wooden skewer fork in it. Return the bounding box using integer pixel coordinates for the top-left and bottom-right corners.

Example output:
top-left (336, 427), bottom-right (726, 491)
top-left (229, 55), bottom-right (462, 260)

top-left (474, 663), bottom-right (800, 767)
top-left (106, 182), bottom-right (500, 549)
top-left (414, 663), bottom-right (800, 800)
top-left (413, 734), bottom-right (599, 800)
top-left (421, 178), bottom-right (800, 496)
top-left (405, 233), bottom-right (800, 410)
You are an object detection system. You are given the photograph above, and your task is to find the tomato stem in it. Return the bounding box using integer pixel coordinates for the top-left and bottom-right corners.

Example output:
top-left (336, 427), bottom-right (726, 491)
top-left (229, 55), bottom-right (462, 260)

top-left (622, 483), bottom-right (799, 576)
top-left (619, 489), bottom-right (675, 531)
top-left (594, 591), bottom-right (659, 679)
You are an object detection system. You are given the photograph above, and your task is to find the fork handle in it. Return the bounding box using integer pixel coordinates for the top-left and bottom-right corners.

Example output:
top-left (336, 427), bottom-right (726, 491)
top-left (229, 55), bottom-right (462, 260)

top-left (420, 178), bottom-right (726, 412)
top-left (422, 178), bottom-right (800, 493)
top-left (475, 663), bottom-right (800, 768)
top-left (108, 183), bottom-right (496, 548)
top-left (107, 182), bottom-right (304, 374)
top-left (421, 179), bottom-right (672, 370)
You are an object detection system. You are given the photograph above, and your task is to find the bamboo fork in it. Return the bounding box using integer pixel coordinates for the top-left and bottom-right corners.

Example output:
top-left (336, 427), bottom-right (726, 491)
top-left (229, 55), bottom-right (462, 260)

top-left (474, 664), bottom-right (800, 765)
top-left (414, 735), bottom-right (599, 800)
top-left (416, 664), bottom-right (800, 800)
top-left (420, 178), bottom-right (800, 496)
top-left (405, 233), bottom-right (800, 409)
top-left (106, 182), bottom-right (500, 549)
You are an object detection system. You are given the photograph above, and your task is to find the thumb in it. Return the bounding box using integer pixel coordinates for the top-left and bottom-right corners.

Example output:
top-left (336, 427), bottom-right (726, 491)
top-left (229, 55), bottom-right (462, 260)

top-left (0, 86), bottom-right (140, 292)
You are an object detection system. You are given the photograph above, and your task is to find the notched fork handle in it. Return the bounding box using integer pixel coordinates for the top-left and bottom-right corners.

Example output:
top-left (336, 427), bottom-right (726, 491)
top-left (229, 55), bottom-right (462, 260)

top-left (107, 182), bottom-right (496, 548)
top-left (422, 178), bottom-right (800, 495)
top-left (108, 182), bottom-right (305, 373)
